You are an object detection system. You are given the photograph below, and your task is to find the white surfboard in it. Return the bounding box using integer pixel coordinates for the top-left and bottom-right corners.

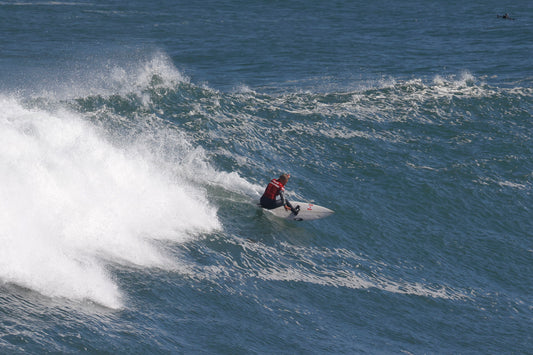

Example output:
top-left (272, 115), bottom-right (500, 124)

top-left (262, 201), bottom-right (334, 221)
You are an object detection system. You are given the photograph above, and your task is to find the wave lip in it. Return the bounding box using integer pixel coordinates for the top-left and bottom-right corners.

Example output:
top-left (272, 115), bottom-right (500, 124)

top-left (0, 97), bottom-right (220, 309)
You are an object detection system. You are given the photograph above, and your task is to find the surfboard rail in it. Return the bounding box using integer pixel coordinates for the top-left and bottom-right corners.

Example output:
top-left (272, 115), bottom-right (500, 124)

top-left (260, 201), bottom-right (334, 221)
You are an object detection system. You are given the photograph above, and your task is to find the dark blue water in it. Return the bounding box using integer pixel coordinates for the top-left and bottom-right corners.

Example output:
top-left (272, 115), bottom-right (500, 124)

top-left (0, 1), bottom-right (532, 353)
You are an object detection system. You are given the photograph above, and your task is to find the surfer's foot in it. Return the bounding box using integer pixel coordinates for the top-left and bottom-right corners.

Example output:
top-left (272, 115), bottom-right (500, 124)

top-left (291, 205), bottom-right (300, 215)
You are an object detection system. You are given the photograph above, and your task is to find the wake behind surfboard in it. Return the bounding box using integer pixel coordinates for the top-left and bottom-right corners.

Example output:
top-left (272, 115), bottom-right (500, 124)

top-left (260, 201), bottom-right (334, 221)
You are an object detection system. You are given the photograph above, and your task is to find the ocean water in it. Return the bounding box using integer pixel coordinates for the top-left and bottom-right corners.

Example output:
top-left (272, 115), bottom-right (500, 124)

top-left (0, 0), bottom-right (532, 353)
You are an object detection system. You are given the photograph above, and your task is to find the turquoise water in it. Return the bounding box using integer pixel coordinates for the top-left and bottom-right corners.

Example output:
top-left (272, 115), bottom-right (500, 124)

top-left (0, 1), bottom-right (532, 353)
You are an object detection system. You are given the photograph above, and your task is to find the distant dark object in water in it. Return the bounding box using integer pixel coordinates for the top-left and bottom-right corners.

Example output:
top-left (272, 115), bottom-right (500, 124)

top-left (497, 13), bottom-right (515, 20)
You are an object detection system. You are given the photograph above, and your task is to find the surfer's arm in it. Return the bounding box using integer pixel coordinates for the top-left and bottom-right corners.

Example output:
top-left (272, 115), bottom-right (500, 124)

top-left (279, 190), bottom-right (290, 209)
top-left (280, 190), bottom-right (296, 210)
top-left (279, 190), bottom-right (286, 205)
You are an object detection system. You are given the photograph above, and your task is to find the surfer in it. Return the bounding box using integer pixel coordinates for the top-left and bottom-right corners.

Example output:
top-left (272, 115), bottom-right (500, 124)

top-left (497, 13), bottom-right (515, 20)
top-left (260, 173), bottom-right (300, 215)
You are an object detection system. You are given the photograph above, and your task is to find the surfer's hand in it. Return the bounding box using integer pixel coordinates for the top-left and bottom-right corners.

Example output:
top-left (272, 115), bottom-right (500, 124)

top-left (284, 205), bottom-right (291, 211)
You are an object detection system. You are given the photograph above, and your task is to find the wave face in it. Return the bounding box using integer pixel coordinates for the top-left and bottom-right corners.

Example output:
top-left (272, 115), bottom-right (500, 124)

top-left (0, 69), bottom-right (224, 308)
top-left (1, 53), bottom-right (531, 354)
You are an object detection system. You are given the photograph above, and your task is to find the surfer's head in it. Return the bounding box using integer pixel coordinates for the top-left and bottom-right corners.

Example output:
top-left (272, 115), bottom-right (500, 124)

top-left (279, 173), bottom-right (290, 184)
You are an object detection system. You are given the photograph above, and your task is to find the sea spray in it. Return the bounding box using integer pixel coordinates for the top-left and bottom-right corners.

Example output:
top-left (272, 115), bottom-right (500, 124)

top-left (0, 97), bottom-right (220, 308)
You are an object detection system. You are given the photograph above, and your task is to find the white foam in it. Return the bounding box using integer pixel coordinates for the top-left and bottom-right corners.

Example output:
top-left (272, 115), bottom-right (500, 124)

top-left (20, 51), bottom-right (188, 104)
top-left (108, 51), bottom-right (189, 95)
top-left (255, 266), bottom-right (466, 300)
top-left (250, 247), bottom-right (468, 300)
top-left (0, 97), bottom-right (221, 308)
top-left (190, 241), bottom-right (469, 301)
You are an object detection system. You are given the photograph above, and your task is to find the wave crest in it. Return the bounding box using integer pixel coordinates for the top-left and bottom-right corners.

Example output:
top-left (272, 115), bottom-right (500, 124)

top-left (0, 96), bottom-right (220, 308)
